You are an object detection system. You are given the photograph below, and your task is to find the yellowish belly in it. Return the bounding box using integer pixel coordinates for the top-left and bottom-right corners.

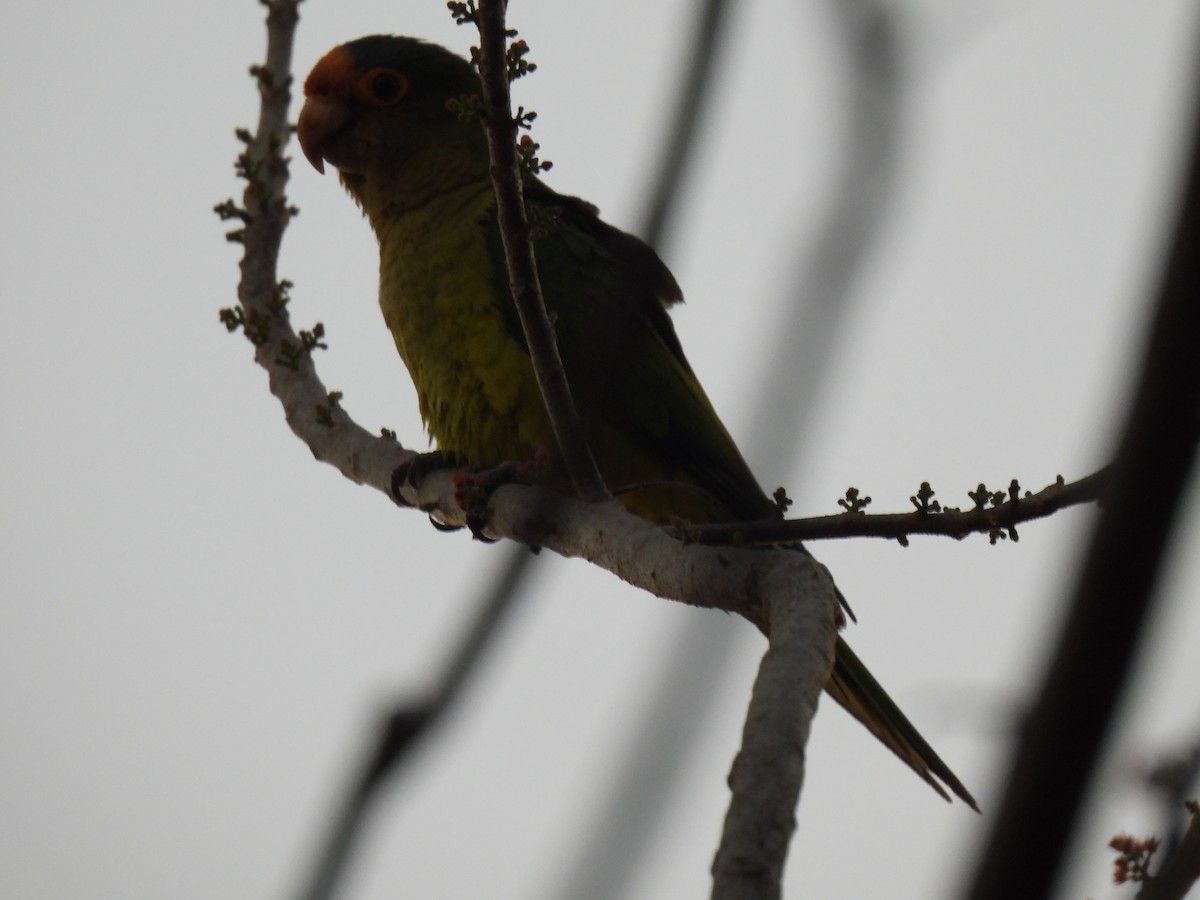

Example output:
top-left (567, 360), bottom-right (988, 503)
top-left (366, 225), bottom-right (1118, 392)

top-left (376, 190), bottom-right (553, 465)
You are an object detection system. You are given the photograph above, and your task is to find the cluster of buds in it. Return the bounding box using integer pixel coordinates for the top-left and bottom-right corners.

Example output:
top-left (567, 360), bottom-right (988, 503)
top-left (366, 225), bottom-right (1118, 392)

top-left (1108, 832), bottom-right (1160, 885)
top-left (505, 39), bottom-right (536, 80)
top-left (517, 135), bottom-right (552, 175)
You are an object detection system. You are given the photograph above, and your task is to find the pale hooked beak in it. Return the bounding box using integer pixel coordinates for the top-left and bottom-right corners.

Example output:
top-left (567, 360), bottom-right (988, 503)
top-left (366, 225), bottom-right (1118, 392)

top-left (296, 94), bottom-right (352, 175)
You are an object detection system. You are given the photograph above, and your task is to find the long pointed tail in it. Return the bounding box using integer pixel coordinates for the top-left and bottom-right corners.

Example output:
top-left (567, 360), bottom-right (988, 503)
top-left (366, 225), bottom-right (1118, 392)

top-left (827, 636), bottom-right (979, 811)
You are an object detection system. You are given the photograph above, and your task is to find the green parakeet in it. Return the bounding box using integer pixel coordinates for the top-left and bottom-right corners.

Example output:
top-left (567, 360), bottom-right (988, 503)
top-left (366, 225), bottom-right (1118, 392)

top-left (297, 34), bottom-right (976, 810)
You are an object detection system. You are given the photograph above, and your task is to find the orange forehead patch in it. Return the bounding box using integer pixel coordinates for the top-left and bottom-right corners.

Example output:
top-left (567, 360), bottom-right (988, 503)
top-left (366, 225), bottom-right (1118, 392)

top-left (304, 46), bottom-right (356, 98)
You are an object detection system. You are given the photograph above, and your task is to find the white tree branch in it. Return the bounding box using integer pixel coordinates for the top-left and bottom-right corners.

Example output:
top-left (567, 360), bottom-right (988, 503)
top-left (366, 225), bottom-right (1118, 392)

top-left (711, 558), bottom-right (838, 900)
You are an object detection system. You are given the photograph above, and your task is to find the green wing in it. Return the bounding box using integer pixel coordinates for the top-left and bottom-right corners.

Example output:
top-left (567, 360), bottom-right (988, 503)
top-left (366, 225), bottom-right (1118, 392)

top-left (484, 181), bottom-right (776, 524)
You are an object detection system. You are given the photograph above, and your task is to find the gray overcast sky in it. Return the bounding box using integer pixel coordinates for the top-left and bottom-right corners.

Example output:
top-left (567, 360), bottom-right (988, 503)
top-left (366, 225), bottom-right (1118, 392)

top-left (2, 1), bottom-right (1198, 898)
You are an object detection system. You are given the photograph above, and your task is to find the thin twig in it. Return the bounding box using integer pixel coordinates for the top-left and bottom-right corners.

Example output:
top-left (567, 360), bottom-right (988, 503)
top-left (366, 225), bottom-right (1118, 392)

top-left (1139, 801), bottom-right (1200, 900)
top-left (235, 0), bottom-right (300, 341)
top-left (1148, 738), bottom-right (1200, 865)
top-left (473, 1), bottom-right (609, 503)
top-left (692, 469), bottom-right (1108, 546)
top-left (963, 34), bottom-right (1200, 900)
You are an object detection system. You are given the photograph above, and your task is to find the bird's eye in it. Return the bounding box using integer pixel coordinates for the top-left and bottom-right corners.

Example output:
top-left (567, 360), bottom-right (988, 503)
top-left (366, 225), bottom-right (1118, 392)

top-left (358, 68), bottom-right (409, 106)
top-left (371, 73), bottom-right (401, 101)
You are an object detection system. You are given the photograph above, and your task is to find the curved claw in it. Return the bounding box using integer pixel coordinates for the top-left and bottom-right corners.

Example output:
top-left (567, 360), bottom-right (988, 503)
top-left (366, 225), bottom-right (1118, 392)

top-left (466, 516), bottom-right (498, 543)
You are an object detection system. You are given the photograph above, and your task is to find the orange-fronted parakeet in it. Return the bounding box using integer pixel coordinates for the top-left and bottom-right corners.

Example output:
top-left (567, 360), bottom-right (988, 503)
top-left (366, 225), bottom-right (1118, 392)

top-left (297, 35), bottom-right (976, 810)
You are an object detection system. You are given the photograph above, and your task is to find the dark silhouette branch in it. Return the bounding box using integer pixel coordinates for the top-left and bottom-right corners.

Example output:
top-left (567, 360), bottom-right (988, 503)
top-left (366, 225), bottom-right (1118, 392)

top-left (473, 1), bottom-right (610, 503)
top-left (692, 469), bottom-right (1108, 547)
top-left (962, 32), bottom-right (1200, 900)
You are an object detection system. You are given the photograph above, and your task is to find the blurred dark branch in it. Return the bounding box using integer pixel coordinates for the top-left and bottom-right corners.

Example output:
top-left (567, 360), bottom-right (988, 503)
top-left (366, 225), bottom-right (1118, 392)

top-left (474, 0), bottom-right (609, 502)
top-left (693, 469), bottom-right (1108, 546)
top-left (963, 33), bottom-right (1200, 900)
top-left (295, 549), bottom-right (534, 900)
top-left (746, 0), bottom-right (903, 474)
top-left (638, 0), bottom-right (733, 245)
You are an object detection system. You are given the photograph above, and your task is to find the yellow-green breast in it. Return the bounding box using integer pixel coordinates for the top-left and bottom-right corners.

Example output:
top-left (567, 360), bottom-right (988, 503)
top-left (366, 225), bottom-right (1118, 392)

top-left (375, 184), bottom-right (553, 465)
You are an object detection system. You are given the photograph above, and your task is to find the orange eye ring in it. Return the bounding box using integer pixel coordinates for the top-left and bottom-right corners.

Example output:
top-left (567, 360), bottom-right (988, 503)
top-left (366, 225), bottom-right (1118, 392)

top-left (356, 67), bottom-right (410, 107)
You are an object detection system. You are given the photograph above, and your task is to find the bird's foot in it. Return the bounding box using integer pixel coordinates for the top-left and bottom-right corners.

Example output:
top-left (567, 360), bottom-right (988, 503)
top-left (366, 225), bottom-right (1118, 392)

top-left (390, 450), bottom-right (463, 507)
top-left (392, 452), bottom-right (550, 541)
top-left (451, 460), bottom-right (537, 542)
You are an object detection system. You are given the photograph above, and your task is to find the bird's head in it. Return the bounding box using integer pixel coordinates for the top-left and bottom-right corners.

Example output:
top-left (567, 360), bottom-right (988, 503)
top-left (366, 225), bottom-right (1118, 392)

top-left (298, 36), bottom-right (491, 215)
